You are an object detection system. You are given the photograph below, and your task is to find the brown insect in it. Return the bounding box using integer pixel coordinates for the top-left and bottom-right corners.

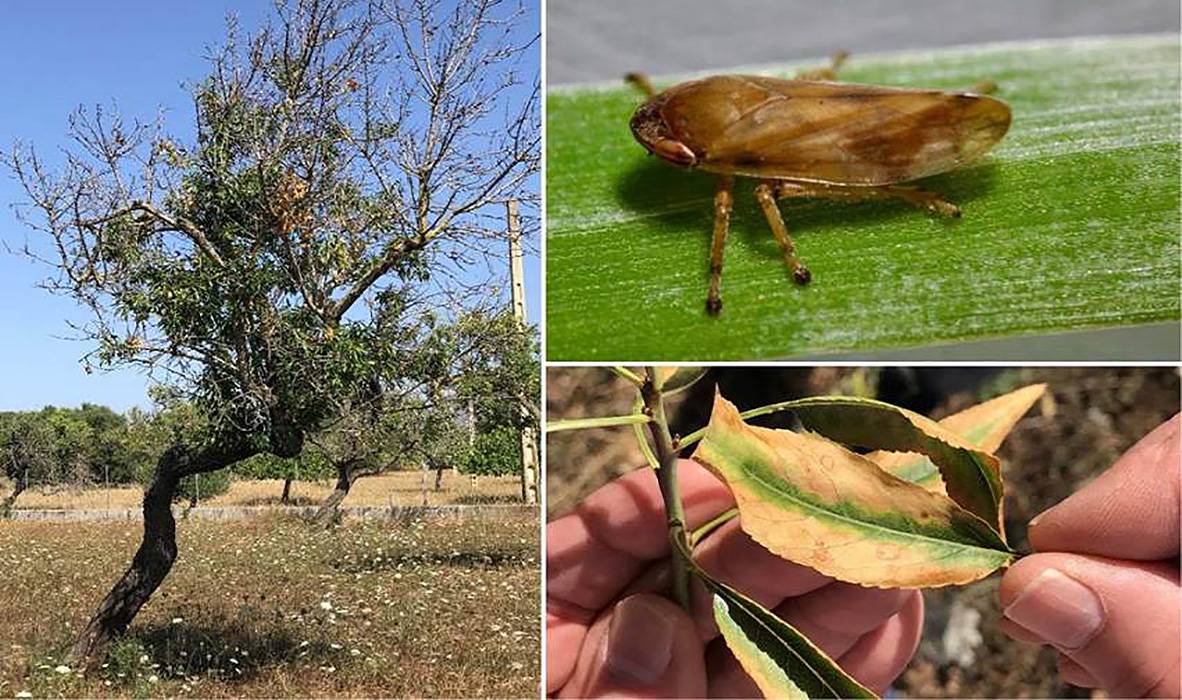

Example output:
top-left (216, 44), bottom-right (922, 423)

top-left (628, 54), bottom-right (1011, 315)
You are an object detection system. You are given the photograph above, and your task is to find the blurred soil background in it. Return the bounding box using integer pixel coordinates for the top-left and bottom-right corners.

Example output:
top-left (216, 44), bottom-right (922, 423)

top-left (545, 366), bottom-right (1180, 698)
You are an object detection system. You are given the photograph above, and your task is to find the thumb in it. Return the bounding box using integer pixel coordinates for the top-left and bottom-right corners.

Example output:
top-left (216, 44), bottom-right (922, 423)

top-left (1000, 553), bottom-right (1180, 698)
top-left (558, 593), bottom-right (707, 698)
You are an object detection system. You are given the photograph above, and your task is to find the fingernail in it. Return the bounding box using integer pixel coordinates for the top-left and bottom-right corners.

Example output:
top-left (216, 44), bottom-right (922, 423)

top-left (603, 595), bottom-right (676, 685)
top-left (1003, 569), bottom-right (1105, 650)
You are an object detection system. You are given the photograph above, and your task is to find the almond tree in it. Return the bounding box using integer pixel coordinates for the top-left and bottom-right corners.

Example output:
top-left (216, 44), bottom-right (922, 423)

top-left (309, 307), bottom-right (537, 520)
top-left (0, 413), bottom-right (58, 515)
top-left (4, 0), bottom-right (537, 664)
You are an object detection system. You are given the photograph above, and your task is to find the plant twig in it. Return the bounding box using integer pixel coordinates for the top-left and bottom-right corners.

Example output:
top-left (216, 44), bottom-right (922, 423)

top-left (690, 507), bottom-right (739, 547)
top-left (609, 365), bottom-right (644, 387)
top-left (641, 366), bottom-right (691, 611)
top-left (544, 413), bottom-right (650, 433)
top-left (631, 394), bottom-right (660, 469)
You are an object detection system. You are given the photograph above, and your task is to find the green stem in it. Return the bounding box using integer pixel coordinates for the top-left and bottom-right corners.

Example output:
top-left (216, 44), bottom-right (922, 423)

top-left (609, 366), bottom-right (645, 387)
top-left (631, 395), bottom-right (660, 469)
top-left (642, 366), bottom-right (691, 611)
top-left (690, 507), bottom-right (739, 547)
top-left (545, 413), bottom-right (650, 433)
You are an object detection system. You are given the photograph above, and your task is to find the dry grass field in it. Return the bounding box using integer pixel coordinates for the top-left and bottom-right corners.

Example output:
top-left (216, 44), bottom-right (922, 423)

top-left (5, 471), bottom-right (522, 511)
top-left (0, 512), bottom-right (539, 698)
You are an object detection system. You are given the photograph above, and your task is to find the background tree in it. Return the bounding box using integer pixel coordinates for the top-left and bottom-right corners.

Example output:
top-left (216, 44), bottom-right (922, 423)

top-left (233, 451), bottom-right (335, 504)
top-left (308, 305), bottom-right (487, 519)
top-left (0, 412), bottom-right (59, 514)
top-left (5, 0), bottom-right (537, 664)
top-left (453, 309), bottom-right (539, 495)
top-left (72, 404), bottom-right (136, 486)
top-left (0, 407), bottom-right (113, 513)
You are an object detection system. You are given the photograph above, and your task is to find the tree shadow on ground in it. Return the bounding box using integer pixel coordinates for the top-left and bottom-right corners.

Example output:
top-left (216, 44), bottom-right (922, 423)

top-left (117, 612), bottom-right (336, 683)
top-left (451, 493), bottom-right (522, 505)
top-left (334, 546), bottom-right (533, 574)
top-left (237, 495), bottom-right (321, 507)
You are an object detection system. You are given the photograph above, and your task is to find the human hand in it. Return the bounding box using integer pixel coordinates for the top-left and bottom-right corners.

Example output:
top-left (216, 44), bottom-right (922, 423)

top-left (999, 413), bottom-right (1180, 697)
top-left (547, 459), bottom-right (923, 697)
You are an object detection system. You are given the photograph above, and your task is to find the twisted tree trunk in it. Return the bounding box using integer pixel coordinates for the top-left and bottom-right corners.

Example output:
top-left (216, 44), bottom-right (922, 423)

top-left (314, 462), bottom-right (353, 524)
top-left (313, 458), bottom-right (379, 524)
top-left (0, 478), bottom-right (27, 517)
top-left (0, 468), bottom-right (27, 517)
top-left (70, 468), bottom-right (179, 664)
top-left (69, 442), bottom-right (257, 667)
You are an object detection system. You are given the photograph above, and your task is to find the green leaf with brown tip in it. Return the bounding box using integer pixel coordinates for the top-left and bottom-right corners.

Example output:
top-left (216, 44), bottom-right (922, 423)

top-left (673, 536), bottom-right (875, 699)
top-left (871, 383), bottom-right (1047, 493)
top-left (693, 394), bottom-right (1013, 588)
top-left (786, 396), bottom-right (1005, 536)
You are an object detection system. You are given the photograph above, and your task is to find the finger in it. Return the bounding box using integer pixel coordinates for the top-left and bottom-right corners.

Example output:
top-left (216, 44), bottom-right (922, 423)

top-left (837, 591), bottom-right (925, 694)
top-left (773, 587), bottom-right (918, 662)
top-left (558, 593), bottom-right (707, 698)
top-left (693, 517), bottom-right (832, 605)
top-left (548, 460), bottom-right (734, 611)
top-left (1000, 552), bottom-right (1180, 698)
top-left (547, 604), bottom-right (590, 694)
top-left (1058, 654), bottom-right (1101, 689)
top-left (705, 638), bottom-right (765, 698)
top-left (996, 617), bottom-right (1045, 645)
top-left (780, 582), bottom-right (913, 640)
top-left (687, 517), bottom-right (832, 639)
top-left (1029, 413), bottom-right (1179, 560)
top-left (547, 461), bottom-right (733, 690)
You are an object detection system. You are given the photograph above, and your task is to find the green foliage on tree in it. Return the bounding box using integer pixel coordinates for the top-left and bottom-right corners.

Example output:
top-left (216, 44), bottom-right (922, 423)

top-left (233, 452), bottom-right (335, 482)
top-left (0, 413), bottom-right (59, 513)
top-left (175, 470), bottom-right (233, 504)
top-left (462, 426), bottom-right (521, 477)
top-left (0, 404), bottom-right (139, 509)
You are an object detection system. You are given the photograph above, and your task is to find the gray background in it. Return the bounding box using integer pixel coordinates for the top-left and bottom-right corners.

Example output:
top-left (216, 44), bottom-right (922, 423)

top-left (548, 0), bottom-right (1179, 84)
top-left (547, 0), bottom-right (1180, 360)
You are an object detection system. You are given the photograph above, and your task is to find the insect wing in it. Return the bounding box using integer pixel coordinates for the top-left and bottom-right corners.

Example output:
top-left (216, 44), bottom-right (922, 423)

top-left (695, 76), bottom-right (1011, 185)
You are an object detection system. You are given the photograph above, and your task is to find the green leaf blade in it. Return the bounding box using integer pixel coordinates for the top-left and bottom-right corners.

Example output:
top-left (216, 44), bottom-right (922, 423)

top-left (711, 587), bottom-right (875, 700)
top-left (672, 534), bottom-right (875, 699)
top-left (787, 396), bottom-right (1004, 535)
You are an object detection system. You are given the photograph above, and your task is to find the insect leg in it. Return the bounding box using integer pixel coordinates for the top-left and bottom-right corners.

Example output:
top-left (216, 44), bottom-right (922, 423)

top-left (755, 181), bottom-right (812, 285)
top-left (706, 175), bottom-right (735, 315)
top-left (795, 51), bottom-right (849, 81)
top-left (775, 181), bottom-right (961, 218)
top-left (624, 72), bottom-right (656, 97)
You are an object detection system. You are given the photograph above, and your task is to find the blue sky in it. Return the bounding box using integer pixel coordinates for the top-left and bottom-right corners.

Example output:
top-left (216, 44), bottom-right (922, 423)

top-left (0, 1), bottom-right (540, 412)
